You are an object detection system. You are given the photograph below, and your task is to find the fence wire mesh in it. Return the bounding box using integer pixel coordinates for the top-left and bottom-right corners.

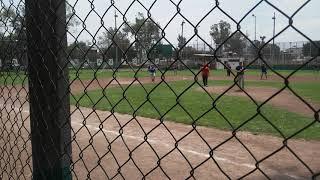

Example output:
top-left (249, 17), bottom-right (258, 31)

top-left (0, 0), bottom-right (320, 179)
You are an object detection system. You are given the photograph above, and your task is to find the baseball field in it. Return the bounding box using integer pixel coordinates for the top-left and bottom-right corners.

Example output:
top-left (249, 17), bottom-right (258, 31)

top-left (72, 76), bottom-right (319, 139)
top-left (0, 68), bottom-right (319, 179)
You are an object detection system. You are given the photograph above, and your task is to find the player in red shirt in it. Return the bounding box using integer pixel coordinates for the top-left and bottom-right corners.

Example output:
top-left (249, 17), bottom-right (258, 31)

top-left (200, 63), bottom-right (210, 87)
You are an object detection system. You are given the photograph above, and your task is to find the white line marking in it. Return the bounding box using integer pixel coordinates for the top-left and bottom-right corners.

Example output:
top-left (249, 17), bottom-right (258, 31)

top-left (285, 173), bottom-right (303, 180)
top-left (1, 104), bottom-right (302, 179)
top-left (75, 122), bottom-right (256, 169)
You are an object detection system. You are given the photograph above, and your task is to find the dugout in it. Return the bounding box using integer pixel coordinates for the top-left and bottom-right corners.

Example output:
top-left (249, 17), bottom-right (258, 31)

top-left (193, 54), bottom-right (217, 69)
top-left (218, 57), bottom-right (245, 70)
top-left (193, 54), bottom-right (245, 70)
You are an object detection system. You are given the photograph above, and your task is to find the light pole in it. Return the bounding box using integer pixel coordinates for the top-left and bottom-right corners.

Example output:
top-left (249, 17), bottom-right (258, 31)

top-left (252, 14), bottom-right (257, 41)
top-left (309, 42), bottom-right (312, 57)
top-left (289, 42), bottom-right (292, 64)
top-left (196, 38), bottom-right (199, 51)
top-left (181, 21), bottom-right (185, 39)
top-left (260, 36), bottom-right (266, 65)
top-left (114, 10), bottom-right (118, 67)
top-left (196, 25), bottom-right (200, 51)
top-left (181, 20), bottom-right (185, 59)
top-left (272, 12), bottom-right (276, 64)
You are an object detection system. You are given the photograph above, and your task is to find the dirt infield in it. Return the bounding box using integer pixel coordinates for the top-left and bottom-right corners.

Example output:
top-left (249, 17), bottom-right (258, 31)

top-left (216, 73), bottom-right (320, 82)
top-left (1, 101), bottom-right (319, 179)
top-left (69, 106), bottom-right (320, 179)
top-left (198, 86), bottom-right (319, 117)
top-left (0, 85), bottom-right (319, 179)
top-left (69, 73), bottom-right (319, 94)
top-left (1, 74), bottom-right (319, 179)
top-left (69, 76), bottom-right (185, 93)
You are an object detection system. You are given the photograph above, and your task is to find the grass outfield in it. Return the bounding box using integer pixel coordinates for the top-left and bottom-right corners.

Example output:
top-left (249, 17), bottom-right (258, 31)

top-left (1, 69), bottom-right (319, 104)
top-left (0, 71), bottom-right (28, 85)
top-left (71, 80), bottom-right (320, 140)
top-left (69, 68), bottom-right (320, 80)
top-left (207, 80), bottom-right (320, 103)
top-left (1, 68), bottom-right (319, 85)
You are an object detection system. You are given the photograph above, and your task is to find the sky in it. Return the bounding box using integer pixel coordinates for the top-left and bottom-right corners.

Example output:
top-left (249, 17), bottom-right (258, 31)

top-left (8, 0), bottom-right (320, 48)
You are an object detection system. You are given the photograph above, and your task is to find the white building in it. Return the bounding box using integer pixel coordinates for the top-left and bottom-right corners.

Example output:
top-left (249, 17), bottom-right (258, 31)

top-left (194, 54), bottom-right (244, 70)
top-left (216, 57), bottom-right (245, 70)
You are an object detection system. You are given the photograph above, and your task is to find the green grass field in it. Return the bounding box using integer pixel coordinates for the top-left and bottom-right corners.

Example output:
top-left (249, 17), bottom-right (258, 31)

top-left (0, 71), bottom-right (28, 85)
top-left (206, 79), bottom-right (320, 103)
top-left (69, 68), bottom-right (319, 80)
top-left (1, 68), bottom-right (318, 139)
top-left (71, 80), bottom-right (320, 140)
top-left (1, 68), bottom-right (318, 104)
top-left (1, 68), bottom-right (318, 85)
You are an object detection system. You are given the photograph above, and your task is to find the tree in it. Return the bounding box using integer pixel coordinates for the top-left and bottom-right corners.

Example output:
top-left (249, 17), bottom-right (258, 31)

top-left (177, 35), bottom-right (187, 49)
top-left (209, 20), bottom-right (247, 56)
top-left (67, 41), bottom-right (89, 60)
top-left (209, 20), bottom-right (231, 50)
top-left (302, 41), bottom-right (320, 57)
top-left (123, 12), bottom-right (161, 63)
top-left (174, 46), bottom-right (196, 60)
top-left (224, 32), bottom-right (246, 56)
top-left (0, 2), bottom-right (80, 69)
top-left (66, 4), bottom-right (80, 28)
top-left (0, 7), bottom-right (19, 29)
top-left (248, 40), bottom-right (260, 57)
top-left (98, 27), bottom-right (134, 65)
top-left (0, 3), bottom-right (78, 37)
top-left (0, 5), bottom-right (26, 68)
top-left (248, 39), bottom-right (281, 63)
top-left (99, 27), bottom-right (130, 51)
top-left (265, 43), bottom-right (281, 60)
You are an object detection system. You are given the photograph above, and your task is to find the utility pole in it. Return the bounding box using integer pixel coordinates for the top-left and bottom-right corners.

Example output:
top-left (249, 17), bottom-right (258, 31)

top-left (196, 38), bottom-right (199, 51)
top-left (309, 42), bottom-right (312, 57)
top-left (114, 10), bottom-right (118, 67)
top-left (252, 14), bottom-right (257, 41)
top-left (289, 41), bottom-right (292, 64)
top-left (252, 14), bottom-right (257, 64)
top-left (181, 21), bottom-right (185, 40)
top-left (260, 36), bottom-right (266, 65)
top-left (196, 25), bottom-right (200, 52)
top-left (272, 12), bottom-right (276, 64)
top-left (181, 20), bottom-right (185, 60)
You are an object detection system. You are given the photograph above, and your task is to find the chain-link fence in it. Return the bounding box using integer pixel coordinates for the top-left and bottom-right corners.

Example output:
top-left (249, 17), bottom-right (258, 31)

top-left (0, 0), bottom-right (320, 179)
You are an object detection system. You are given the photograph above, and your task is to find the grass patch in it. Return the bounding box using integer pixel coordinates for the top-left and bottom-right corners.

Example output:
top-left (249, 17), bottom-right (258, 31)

top-left (72, 80), bottom-right (319, 140)
top-left (204, 79), bottom-right (320, 104)
top-left (1, 68), bottom-right (318, 105)
top-left (243, 69), bottom-right (319, 77)
top-left (290, 82), bottom-right (320, 102)
top-left (0, 71), bottom-right (28, 85)
top-left (68, 69), bottom-right (320, 81)
top-left (68, 69), bottom-right (196, 80)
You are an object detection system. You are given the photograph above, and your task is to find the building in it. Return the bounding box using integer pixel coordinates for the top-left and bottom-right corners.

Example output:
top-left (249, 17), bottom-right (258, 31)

top-left (194, 54), bottom-right (244, 70)
top-left (217, 57), bottom-right (245, 70)
top-left (287, 46), bottom-right (303, 59)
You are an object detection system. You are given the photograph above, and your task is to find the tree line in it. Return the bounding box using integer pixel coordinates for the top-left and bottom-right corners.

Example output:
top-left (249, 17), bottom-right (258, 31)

top-left (1, 3), bottom-right (317, 69)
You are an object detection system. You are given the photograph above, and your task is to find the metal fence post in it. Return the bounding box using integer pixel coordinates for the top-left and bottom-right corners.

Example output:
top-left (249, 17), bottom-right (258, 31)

top-left (25, 0), bottom-right (72, 179)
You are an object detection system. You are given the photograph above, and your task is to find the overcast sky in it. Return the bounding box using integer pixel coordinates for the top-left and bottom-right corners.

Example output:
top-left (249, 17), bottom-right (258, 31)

top-left (8, 0), bottom-right (320, 47)
top-left (65, 0), bottom-right (319, 48)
